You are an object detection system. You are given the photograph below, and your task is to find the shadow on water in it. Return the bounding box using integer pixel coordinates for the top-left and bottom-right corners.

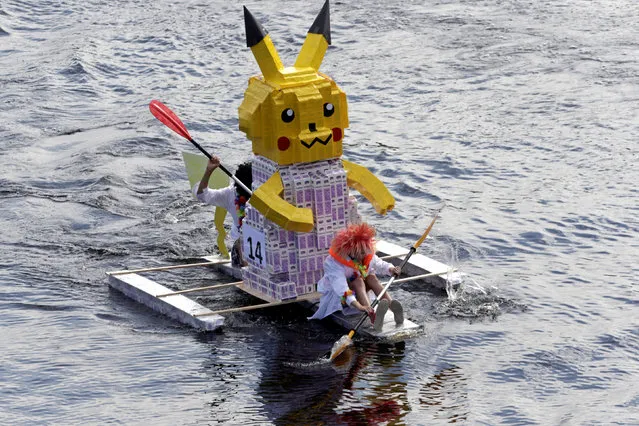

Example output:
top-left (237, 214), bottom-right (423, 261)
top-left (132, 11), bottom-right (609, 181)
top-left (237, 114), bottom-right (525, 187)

top-left (259, 341), bottom-right (409, 425)
top-left (418, 365), bottom-right (469, 423)
top-left (265, 341), bottom-right (472, 425)
top-left (194, 316), bottom-right (417, 424)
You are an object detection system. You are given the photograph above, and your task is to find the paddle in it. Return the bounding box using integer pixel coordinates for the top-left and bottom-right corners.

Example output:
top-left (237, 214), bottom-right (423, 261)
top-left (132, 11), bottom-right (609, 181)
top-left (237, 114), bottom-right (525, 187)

top-left (328, 207), bottom-right (443, 361)
top-left (149, 100), bottom-right (252, 196)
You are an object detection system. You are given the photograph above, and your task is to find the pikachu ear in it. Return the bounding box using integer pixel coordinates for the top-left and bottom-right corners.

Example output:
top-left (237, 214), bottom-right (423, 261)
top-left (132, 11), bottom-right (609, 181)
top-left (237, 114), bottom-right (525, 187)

top-left (244, 6), bottom-right (284, 82)
top-left (294, 0), bottom-right (331, 71)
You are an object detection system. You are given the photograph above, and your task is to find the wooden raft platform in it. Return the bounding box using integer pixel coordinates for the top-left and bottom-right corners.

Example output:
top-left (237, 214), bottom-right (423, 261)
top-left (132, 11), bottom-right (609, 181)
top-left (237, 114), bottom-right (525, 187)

top-left (106, 239), bottom-right (463, 337)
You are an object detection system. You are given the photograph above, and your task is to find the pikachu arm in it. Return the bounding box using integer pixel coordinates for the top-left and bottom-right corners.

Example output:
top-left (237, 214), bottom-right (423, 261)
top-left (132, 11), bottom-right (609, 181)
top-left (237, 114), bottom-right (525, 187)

top-left (249, 171), bottom-right (315, 233)
top-left (342, 159), bottom-right (395, 215)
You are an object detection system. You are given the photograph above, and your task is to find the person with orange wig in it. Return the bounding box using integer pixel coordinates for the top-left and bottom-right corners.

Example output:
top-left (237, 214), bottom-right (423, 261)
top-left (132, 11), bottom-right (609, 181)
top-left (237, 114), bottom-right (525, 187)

top-left (309, 223), bottom-right (404, 331)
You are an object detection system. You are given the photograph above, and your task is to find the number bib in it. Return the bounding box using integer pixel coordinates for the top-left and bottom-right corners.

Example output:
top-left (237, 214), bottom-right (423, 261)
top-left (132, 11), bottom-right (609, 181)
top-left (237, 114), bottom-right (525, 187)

top-left (242, 223), bottom-right (265, 267)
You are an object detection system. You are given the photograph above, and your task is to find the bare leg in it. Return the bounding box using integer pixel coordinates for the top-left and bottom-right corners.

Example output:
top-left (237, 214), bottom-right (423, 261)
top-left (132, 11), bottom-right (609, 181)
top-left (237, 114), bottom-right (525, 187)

top-left (364, 274), bottom-right (392, 302)
top-left (366, 274), bottom-right (403, 325)
top-left (348, 277), bottom-right (371, 308)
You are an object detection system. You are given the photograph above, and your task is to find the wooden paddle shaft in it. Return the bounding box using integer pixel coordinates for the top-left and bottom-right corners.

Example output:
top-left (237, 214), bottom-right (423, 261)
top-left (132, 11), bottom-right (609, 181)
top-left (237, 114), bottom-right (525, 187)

top-left (413, 208), bottom-right (442, 249)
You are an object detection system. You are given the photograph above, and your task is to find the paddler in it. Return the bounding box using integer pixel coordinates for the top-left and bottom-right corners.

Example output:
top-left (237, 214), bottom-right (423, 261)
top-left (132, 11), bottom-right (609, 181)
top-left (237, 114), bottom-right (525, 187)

top-left (309, 222), bottom-right (404, 331)
top-left (194, 156), bottom-right (252, 267)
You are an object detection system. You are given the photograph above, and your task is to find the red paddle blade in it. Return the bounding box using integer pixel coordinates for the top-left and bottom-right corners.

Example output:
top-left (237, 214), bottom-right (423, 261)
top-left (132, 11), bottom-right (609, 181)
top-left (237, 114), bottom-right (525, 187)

top-left (149, 100), bottom-right (192, 141)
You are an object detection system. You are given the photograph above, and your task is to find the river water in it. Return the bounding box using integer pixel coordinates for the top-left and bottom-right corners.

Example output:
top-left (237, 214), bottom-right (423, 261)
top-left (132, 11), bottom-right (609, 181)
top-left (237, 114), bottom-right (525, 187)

top-left (1, 0), bottom-right (637, 424)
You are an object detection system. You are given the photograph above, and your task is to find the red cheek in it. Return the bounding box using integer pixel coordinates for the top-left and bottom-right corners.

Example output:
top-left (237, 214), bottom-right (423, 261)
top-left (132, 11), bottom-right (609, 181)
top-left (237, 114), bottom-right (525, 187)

top-left (278, 136), bottom-right (290, 151)
top-left (332, 128), bottom-right (343, 142)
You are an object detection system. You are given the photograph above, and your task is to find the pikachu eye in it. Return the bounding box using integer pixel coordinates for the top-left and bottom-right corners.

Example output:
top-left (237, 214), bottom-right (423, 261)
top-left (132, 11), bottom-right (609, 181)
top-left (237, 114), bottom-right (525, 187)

top-left (281, 108), bottom-right (295, 123)
top-left (323, 102), bottom-right (335, 117)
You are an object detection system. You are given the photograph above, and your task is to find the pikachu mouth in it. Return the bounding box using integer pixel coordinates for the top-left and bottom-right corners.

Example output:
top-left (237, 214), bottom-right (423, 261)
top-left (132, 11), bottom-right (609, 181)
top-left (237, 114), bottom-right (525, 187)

top-left (300, 133), bottom-right (332, 149)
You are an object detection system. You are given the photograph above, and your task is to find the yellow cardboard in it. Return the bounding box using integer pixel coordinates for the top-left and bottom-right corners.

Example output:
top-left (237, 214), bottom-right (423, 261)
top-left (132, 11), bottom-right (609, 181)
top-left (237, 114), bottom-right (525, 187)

top-left (251, 173), bottom-right (314, 232)
top-left (343, 160), bottom-right (395, 214)
top-left (240, 3), bottom-right (395, 231)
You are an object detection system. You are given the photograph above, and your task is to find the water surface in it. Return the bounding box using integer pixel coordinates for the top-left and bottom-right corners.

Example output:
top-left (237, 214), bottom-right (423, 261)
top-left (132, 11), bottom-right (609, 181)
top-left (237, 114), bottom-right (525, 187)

top-left (1, 0), bottom-right (637, 424)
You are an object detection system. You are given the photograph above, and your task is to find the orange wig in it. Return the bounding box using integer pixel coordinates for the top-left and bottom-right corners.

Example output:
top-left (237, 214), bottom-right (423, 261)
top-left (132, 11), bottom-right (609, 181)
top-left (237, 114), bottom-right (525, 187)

top-left (331, 223), bottom-right (377, 258)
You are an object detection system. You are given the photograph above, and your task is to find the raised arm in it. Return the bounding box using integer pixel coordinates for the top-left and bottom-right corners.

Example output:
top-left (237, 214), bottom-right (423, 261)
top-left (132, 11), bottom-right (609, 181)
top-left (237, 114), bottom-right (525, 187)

top-left (197, 156), bottom-right (221, 194)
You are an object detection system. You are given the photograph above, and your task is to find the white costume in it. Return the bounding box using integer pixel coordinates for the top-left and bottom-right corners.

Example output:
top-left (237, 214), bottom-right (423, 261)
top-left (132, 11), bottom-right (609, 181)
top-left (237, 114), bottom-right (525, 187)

top-left (309, 254), bottom-right (395, 320)
top-left (192, 183), bottom-right (241, 240)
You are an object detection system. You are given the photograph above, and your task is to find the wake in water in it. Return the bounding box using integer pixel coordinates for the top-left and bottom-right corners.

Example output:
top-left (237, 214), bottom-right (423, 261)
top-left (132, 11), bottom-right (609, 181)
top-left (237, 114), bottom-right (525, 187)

top-left (434, 243), bottom-right (528, 320)
top-left (436, 273), bottom-right (527, 320)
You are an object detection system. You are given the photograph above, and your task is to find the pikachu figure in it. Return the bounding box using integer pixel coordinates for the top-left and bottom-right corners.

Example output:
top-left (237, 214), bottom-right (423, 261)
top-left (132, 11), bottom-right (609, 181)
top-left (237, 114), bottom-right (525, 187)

top-left (239, 1), bottom-right (394, 301)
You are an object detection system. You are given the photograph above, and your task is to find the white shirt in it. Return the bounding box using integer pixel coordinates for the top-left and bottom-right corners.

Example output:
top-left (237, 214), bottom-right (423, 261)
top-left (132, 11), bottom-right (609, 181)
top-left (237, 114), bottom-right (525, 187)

top-left (192, 183), bottom-right (242, 240)
top-left (309, 254), bottom-right (394, 320)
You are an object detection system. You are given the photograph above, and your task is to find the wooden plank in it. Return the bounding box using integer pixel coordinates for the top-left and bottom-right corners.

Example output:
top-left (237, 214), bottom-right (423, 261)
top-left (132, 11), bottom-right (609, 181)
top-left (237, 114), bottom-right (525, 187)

top-left (195, 291), bottom-right (321, 317)
top-left (375, 240), bottom-right (464, 289)
top-left (393, 269), bottom-right (458, 284)
top-left (106, 240), bottom-right (459, 336)
top-left (156, 280), bottom-right (243, 298)
top-left (205, 256), bottom-right (243, 280)
top-left (108, 259), bottom-right (230, 276)
top-left (379, 252), bottom-right (409, 260)
top-left (107, 273), bottom-right (224, 331)
top-left (237, 282), bottom-right (280, 303)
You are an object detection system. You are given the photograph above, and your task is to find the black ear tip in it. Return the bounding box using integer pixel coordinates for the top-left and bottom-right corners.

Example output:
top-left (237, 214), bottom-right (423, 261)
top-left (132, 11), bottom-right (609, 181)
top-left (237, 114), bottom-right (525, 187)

top-left (308, 0), bottom-right (331, 45)
top-left (243, 6), bottom-right (269, 48)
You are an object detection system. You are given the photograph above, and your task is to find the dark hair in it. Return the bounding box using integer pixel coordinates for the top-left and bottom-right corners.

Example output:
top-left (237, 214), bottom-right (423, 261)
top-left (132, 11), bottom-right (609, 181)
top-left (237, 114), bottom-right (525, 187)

top-left (234, 161), bottom-right (252, 199)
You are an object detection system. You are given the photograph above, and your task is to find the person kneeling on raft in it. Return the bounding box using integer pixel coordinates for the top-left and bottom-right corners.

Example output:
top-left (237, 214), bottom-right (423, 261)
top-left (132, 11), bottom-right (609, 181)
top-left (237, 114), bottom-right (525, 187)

top-left (309, 223), bottom-right (404, 331)
top-left (194, 156), bottom-right (252, 267)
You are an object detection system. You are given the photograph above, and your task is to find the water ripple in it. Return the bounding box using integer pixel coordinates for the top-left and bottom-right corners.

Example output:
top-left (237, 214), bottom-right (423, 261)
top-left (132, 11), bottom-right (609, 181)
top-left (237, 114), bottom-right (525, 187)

top-left (1, 0), bottom-right (638, 424)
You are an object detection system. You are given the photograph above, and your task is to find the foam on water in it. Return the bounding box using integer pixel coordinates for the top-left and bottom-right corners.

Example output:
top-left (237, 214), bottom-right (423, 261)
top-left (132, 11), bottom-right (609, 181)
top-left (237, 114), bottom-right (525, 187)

top-left (439, 275), bottom-right (528, 320)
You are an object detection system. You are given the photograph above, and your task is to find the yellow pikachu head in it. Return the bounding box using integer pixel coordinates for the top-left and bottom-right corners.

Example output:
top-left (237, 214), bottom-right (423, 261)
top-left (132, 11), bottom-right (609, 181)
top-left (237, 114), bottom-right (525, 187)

top-left (238, 1), bottom-right (349, 166)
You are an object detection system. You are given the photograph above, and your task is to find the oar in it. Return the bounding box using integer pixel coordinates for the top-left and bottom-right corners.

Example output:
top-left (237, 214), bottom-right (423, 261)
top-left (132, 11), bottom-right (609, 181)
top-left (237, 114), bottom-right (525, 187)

top-left (328, 207), bottom-right (443, 361)
top-left (149, 100), bottom-right (252, 196)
